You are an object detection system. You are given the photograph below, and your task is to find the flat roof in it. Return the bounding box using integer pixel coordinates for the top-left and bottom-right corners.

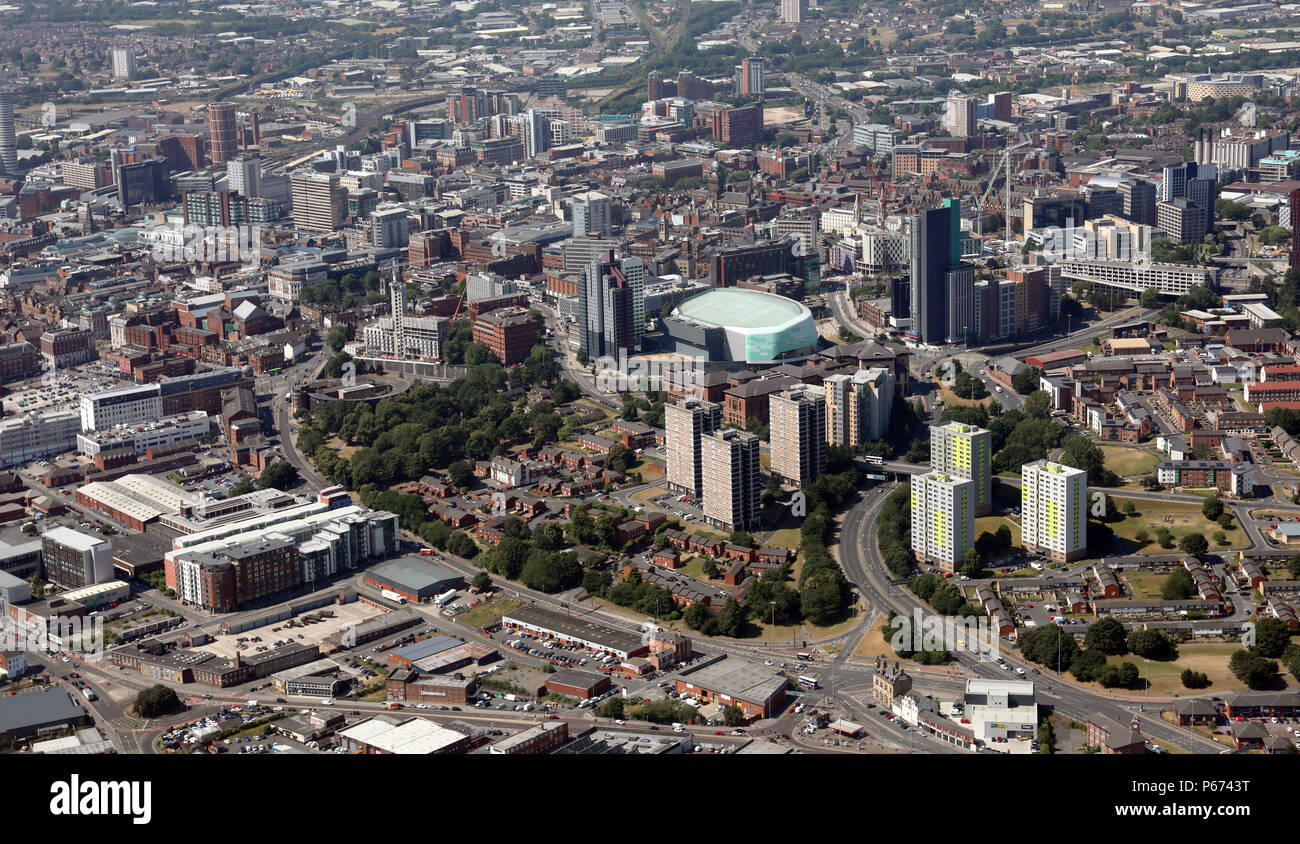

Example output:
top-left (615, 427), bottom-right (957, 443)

top-left (546, 668), bottom-right (608, 691)
top-left (339, 716), bottom-right (467, 754)
top-left (502, 604), bottom-right (644, 655)
top-left (389, 634), bottom-right (460, 663)
top-left (0, 688), bottom-right (86, 733)
top-left (42, 526), bottom-right (108, 552)
top-left (677, 656), bottom-right (787, 706)
top-left (366, 557), bottom-right (463, 594)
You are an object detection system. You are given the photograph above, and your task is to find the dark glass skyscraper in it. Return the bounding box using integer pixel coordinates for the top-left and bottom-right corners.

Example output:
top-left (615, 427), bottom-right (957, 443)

top-left (909, 198), bottom-right (971, 345)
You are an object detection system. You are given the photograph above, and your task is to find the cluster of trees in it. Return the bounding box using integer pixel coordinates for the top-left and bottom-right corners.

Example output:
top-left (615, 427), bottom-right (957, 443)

top-left (469, 517), bottom-right (585, 594)
top-left (952, 370), bottom-right (988, 400)
top-left (299, 355), bottom-right (561, 490)
top-left (134, 685), bottom-right (183, 718)
top-left (682, 597), bottom-right (747, 637)
top-left (299, 270), bottom-right (385, 310)
top-left (1226, 617), bottom-right (1296, 688)
top-left (877, 483), bottom-right (912, 578)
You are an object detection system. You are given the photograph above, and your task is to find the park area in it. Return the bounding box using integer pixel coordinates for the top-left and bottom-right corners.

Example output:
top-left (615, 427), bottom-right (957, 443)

top-left (1080, 643), bottom-right (1279, 698)
top-left (1100, 446), bottom-right (1159, 478)
top-left (1108, 495), bottom-right (1251, 552)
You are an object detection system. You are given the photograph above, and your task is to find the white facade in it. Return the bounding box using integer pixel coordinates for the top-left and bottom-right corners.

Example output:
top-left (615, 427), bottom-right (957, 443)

top-left (910, 471), bottom-right (975, 572)
top-left (80, 383), bottom-right (163, 433)
top-left (0, 410), bottom-right (80, 468)
top-left (1020, 460), bottom-right (1088, 563)
top-left (111, 48), bottom-right (135, 80)
top-left (571, 191), bottom-right (612, 237)
top-left (930, 422), bottom-right (993, 516)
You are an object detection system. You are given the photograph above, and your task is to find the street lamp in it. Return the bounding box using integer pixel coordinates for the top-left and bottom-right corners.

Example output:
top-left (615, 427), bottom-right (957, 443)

top-left (770, 601), bottom-right (776, 648)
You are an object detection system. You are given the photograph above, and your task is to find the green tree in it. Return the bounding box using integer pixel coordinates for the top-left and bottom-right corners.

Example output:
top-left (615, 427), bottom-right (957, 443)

top-left (1181, 669), bottom-right (1211, 689)
top-left (1230, 649), bottom-right (1279, 689)
top-left (1201, 497), bottom-right (1224, 521)
top-left (1097, 661), bottom-right (1140, 688)
top-left (1253, 617), bottom-right (1293, 659)
top-left (1179, 534), bottom-right (1208, 556)
top-left (257, 461), bottom-right (300, 490)
top-left (471, 571), bottom-right (491, 592)
top-left (1127, 629), bottom-right (1176, 660)
top-left (718, 598), bottom-right (746, 637)
top-left (1161, 567), bottom-right (1197, 600)
top-left (1083, 617), bottom-right (1128, 655)
top-left (1070, 648), bottom-right (1108, 682)
top-left (723, 704), bottom-right (745, 726)
top-left (326, 324), bottom-right (349, 353)
top-left (134, 684), bottom-right (183, 718)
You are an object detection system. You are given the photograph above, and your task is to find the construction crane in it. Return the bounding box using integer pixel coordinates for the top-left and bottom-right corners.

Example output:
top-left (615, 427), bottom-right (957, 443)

top-left (975, 133), bottom-right (1032, 245)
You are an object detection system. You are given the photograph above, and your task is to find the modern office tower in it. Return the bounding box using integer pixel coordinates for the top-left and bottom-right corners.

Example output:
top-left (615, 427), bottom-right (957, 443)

top-left (1159, 161), bottom-right (1213, 202)
top-left (930, 422), bottom-right (993, 516)
top-left (701, 429), bottom-right (761, 532)
top-left (520, 109), bottom-right (550, 159)
top-left (579, 251), bottom-right (644, 357)
top-left (909, 198), bottom-right (972, 345)
top-left (41, 526), bottom-right (114, 589)
top-left (665, 399), bottom-right (722, 497)
top-left (207, 102), bottom-right (239, 164)
top-left (770, 384), bottom-right (826, 486)
top-left (290, 172), bottom-right (346, 233)
top-left (112, 154), bottom-right (169, 208)
top-left (570, 191), bottom-right (612, 237)
top-left (824, 368), bottom-right (894, 446)
top-left (781, 0), bottom-right (806, 23)
top-left (946, 92), bottom-right (977, 138)
top-left (910, 472), bottom-right (976, 573)
top-left (1021, 460), bottom-right (1088, 563)
top-left (111, 48), bottom-right (135, 80)
top-left (0, 88), bottom-right (15, 174)
top-left (1118, 178), bottom-right (1157, 226)
top-left (369, 204), bottom-right (411, 248)
top-left (735, 56), bottom-right (765, 97)
top-left (227, 156), bottom-right (261, 197)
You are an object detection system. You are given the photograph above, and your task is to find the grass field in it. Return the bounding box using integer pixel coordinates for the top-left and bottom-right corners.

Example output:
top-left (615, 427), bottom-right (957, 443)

top-left (975, 516), bottom-right (1021, 548)
top-left (1101, 446), bottom-right (1159, 477)
top-left (1124, 571), bottom-right (1170, 600)
top-left (325, 436), bottom-right (360, 460)
top-left (458, 598), bottom-right (522, 629)
top-left (1077, 643), bottom-right (1278, 697)
top-left (1109, 495), bottom-right (1252, 552)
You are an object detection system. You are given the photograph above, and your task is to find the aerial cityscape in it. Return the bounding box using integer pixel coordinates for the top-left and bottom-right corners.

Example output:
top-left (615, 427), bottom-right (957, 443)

top-left (3, 0), bottom-right (1300, 787)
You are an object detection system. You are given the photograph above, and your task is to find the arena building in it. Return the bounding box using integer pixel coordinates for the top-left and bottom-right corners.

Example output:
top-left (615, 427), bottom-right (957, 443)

top-left (660, 288), bottom-right (818, 364)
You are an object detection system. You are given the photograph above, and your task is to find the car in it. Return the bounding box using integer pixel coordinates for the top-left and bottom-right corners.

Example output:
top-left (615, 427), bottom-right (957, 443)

top-left (1031, 668), bottom-right (1041, 675)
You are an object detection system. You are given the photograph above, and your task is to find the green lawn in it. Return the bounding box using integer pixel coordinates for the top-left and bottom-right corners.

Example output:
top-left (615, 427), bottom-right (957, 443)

top-left (1079, 644), bottom-right (1278, 697)
top-left (976, 515), bottom-right (1021, 548)
top-left (1124, 571), bottom-right (1170, 600)
top-left (1100, 446), bottom-right (1159, 477)
top-left (1109, 495), bottom-right (1251, 552)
